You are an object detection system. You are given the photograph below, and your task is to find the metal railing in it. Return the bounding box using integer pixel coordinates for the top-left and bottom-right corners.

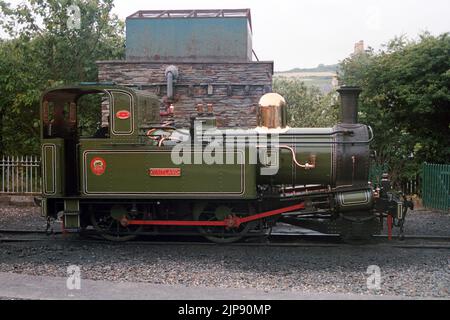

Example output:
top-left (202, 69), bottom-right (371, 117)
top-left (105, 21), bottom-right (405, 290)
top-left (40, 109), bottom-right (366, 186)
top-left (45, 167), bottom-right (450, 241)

top-left (0, 156), bottom-right (41, 194)
top-left (422, 162), bottom-right (450, 211)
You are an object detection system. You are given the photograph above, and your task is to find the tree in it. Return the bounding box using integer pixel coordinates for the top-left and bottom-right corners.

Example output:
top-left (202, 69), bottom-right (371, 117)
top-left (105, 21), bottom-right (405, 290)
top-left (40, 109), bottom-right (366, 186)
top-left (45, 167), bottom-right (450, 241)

top-left (0, 0), bottom-right (125, 155)
top-left (273, 78), bottom-right (339, 128)
top-left (339, 33), bottom-right (450, 183)
top-left (0, 38), bottom-right (43, 154)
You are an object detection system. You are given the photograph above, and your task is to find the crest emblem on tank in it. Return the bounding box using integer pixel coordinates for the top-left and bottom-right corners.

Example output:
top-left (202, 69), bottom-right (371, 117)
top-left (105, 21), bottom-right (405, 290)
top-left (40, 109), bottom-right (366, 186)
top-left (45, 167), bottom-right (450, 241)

top-left (116, 110), bottom-right (130, 120)
top-left (90, 157), bottom-right (106, 176)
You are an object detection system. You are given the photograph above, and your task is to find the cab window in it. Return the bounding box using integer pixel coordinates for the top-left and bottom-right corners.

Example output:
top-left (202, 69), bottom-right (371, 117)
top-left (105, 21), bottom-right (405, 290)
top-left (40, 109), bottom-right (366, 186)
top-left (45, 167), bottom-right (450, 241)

top-left (42, 101), bottom-right (76, 138)
top-left (77, 92), bottom-right (110, 138)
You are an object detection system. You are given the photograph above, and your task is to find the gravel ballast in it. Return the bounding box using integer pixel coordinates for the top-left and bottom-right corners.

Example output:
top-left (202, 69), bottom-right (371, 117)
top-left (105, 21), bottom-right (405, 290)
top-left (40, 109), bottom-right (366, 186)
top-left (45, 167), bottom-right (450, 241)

top-left (0, 206), bottom-right (46, 231)
top-left (0, 205), bottom-right (449, 298)
top-left (0, 240), bottom-right (449, 298)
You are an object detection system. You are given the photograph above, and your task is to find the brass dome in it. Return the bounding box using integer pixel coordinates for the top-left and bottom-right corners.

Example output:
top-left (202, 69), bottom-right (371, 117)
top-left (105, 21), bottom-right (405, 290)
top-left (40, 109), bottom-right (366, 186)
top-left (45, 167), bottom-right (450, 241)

top-left (257, 93), bottom-right (287, 128)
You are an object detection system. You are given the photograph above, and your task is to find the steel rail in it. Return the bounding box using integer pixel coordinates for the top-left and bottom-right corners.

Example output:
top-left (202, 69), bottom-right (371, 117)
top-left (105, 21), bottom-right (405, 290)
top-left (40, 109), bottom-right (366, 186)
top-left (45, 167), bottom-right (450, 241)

top-left (0, 229), bottom-right (62, 235)
top-left (1, 228), bottom-right (449, 242)
top-left (1, 230), bottom-right (450, 249)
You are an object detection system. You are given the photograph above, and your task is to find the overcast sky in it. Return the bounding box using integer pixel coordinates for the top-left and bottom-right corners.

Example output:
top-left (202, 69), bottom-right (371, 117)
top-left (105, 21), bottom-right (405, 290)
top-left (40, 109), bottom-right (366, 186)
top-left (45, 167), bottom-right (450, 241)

top-left (4, 0), bottom-right (450, 71)
top-left (112, 0), bottom-right (450, 71)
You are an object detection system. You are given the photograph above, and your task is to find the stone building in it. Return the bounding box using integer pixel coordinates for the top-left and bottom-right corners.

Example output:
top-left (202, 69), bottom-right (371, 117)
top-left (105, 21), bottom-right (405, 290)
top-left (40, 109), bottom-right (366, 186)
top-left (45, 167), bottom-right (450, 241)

top-left (97, 9), bottom-right (273, 128)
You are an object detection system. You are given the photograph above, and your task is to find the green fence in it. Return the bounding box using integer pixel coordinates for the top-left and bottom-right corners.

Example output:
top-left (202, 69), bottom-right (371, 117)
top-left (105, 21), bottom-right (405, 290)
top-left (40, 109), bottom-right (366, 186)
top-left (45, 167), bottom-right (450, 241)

top-left (422, 163), bottom-right (450, 211)
top-left (369, 163), bottom-right (390, 188)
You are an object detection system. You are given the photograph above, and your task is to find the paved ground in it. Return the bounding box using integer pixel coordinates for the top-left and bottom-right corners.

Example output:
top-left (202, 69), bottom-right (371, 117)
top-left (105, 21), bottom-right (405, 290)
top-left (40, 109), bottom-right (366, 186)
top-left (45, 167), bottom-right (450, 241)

top-left (0, 272), bottom-right (419, 300)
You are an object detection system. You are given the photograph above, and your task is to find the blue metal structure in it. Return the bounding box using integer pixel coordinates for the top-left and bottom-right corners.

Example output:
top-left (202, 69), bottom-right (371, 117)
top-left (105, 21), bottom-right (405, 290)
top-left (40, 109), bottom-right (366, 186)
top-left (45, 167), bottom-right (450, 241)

top-left (125, 9), bottom-right (253, 62)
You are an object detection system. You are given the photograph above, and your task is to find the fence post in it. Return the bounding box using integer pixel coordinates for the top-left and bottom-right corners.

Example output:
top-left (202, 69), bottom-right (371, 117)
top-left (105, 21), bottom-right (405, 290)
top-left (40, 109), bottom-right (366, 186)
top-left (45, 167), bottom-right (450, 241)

top-left (447, 164), bottom-right (450, 210)
top-left (1, 156), bottom-right (4, 193)
top-left (421, 163), bottom-right (426, 207)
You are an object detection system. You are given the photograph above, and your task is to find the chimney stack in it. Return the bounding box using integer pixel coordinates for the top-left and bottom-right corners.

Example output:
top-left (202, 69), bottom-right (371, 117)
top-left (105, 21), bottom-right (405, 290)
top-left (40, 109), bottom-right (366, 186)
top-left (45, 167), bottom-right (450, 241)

top-left (337, 86), bottom-right (362, 124)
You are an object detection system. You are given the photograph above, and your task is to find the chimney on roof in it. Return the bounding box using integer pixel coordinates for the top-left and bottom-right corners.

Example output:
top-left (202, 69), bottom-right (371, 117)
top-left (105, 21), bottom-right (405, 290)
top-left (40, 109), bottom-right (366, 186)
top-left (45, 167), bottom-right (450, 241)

top-left (354, 40), bottom-right (364, 55)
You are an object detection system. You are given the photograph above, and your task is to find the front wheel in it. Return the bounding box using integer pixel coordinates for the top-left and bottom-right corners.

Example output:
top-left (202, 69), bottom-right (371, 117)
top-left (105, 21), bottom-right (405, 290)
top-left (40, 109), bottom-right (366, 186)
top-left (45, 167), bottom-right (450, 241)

top-left (90, 205), bottom-right (144, 242)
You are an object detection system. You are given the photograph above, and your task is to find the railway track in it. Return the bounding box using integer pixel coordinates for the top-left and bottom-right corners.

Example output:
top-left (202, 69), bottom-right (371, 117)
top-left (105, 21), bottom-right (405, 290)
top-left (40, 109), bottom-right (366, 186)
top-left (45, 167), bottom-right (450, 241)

top-left (0, 229), bottom-right (61, 243)
top-left (1, 228), bottom-right (450, 249)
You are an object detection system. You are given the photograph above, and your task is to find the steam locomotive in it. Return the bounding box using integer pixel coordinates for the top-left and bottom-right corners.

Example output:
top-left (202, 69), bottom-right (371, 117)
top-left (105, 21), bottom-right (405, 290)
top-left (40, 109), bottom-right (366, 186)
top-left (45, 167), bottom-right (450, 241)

top-left (38, 83), bottom-right (408, 242)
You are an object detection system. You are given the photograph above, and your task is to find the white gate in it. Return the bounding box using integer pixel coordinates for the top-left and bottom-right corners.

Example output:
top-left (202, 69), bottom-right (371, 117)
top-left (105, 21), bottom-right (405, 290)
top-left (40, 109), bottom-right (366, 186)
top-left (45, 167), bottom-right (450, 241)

top-left (0, 156), bottom-right (41, 194)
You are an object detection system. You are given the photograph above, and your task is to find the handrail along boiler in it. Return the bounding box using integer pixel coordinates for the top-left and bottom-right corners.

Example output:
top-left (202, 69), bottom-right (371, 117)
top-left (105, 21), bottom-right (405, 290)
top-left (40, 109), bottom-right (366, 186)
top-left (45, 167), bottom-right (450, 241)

top-left (38, 83), bottom-right (408, 242)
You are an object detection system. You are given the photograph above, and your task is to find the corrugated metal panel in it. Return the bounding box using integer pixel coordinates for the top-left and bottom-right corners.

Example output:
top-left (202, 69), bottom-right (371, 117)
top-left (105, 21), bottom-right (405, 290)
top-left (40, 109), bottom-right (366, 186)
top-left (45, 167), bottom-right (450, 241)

top-left (126, 17), bottom-right (252, 62)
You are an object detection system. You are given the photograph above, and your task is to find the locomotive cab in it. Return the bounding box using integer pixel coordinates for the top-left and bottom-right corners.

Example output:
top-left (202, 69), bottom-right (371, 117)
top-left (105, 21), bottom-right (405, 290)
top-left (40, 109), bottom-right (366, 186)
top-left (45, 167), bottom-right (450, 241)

top-left (41, 88), bottom-right (114, 198)
top-left (40, 84), bottom-right (160, 222)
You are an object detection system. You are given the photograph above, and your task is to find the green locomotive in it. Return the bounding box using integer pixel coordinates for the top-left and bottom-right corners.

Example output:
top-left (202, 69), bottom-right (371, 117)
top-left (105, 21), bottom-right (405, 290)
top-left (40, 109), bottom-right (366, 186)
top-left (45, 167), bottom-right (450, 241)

top-left (39, 83), bottom-right (406, 242)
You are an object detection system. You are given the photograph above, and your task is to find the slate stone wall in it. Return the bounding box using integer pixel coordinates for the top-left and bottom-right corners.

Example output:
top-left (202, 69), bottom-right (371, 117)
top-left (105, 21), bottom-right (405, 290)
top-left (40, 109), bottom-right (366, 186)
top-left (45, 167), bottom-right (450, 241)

top-left (97, 61), bottom-right (273, 128)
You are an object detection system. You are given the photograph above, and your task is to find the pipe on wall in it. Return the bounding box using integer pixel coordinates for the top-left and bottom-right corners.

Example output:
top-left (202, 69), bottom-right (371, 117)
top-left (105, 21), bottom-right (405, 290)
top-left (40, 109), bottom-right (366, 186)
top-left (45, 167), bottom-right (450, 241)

top-left (165, 65), bottom-right (179, 100)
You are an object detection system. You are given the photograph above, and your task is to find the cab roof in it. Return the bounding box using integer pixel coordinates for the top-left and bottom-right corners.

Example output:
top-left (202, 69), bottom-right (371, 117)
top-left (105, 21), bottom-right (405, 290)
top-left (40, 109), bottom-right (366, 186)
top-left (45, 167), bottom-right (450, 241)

top-left (41, 83), bottom-right (139, 101)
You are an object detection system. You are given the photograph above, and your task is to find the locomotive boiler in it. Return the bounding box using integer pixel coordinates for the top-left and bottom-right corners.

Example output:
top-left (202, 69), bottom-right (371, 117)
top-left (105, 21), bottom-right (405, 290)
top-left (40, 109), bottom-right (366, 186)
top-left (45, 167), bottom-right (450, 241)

top-left (38, 83), bottom-right (407, 242)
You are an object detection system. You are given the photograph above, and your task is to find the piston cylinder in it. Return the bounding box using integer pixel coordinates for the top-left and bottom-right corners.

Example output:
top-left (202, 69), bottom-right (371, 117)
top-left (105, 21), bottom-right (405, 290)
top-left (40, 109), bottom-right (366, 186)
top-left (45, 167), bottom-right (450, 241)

top-left (335, 189), bottom-right (373, 212)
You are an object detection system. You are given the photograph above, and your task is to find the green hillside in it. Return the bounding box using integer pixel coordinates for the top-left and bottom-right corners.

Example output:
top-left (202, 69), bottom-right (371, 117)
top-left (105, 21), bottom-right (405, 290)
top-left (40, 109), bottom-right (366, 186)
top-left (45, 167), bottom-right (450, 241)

top-left (280, 63), bottom-right (338, 73)
top-left (274, 63), bottom-right (338, 93)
